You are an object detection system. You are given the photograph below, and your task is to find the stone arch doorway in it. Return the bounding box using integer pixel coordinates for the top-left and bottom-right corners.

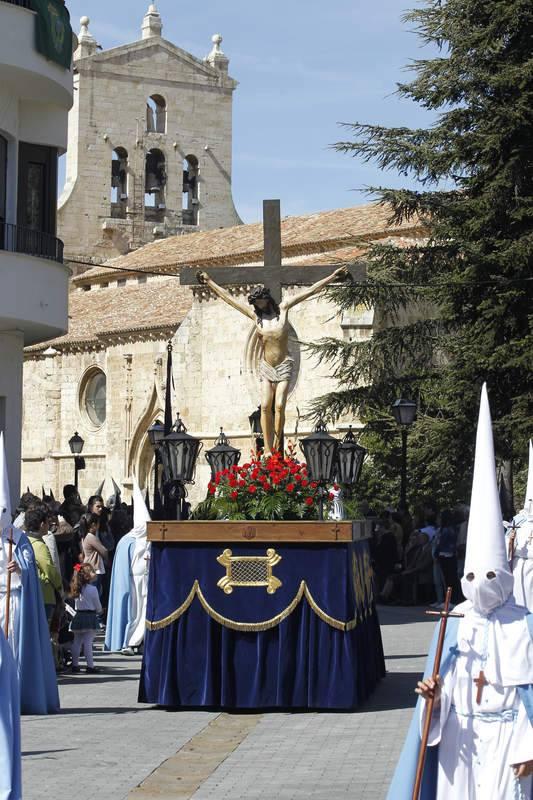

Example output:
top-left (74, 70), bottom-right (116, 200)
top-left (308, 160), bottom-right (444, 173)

top-left (127, 383), bottom-right (164, 495)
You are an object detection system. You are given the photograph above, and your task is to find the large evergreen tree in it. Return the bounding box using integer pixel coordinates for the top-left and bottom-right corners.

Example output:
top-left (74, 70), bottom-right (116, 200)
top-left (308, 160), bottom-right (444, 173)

top-left (310, 0), bottom-right (533, 512)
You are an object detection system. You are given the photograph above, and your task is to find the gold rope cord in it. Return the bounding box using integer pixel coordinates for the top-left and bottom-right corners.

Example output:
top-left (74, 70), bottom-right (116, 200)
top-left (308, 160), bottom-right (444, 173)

top-left (146, 580), bottom-right (359, 633)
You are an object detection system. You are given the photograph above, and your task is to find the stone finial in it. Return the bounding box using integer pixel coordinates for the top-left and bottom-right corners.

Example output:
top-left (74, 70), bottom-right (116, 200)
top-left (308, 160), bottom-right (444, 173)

top-left (142, 3), bottom-right (163, 40)
top-left (76, 15), bottom-right (98, 58)
top-left (205, 33), bottom-right (229, 73)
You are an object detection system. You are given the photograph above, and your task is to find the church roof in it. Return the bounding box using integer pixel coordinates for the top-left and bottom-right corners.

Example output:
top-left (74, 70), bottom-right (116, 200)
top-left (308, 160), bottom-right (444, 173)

top-left (73, 202), bottom-right (423, 286)
top-left (26, 202), bottom-right (422, 354)
top-left (25, 276), bottom-right (192, 354)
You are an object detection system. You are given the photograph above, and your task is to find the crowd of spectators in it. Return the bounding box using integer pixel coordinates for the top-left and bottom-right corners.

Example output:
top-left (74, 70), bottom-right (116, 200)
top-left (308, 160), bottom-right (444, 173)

top-left (370, 502), bottom-right (468, 607)
top-left (13, 484), bottom-right (133, 670)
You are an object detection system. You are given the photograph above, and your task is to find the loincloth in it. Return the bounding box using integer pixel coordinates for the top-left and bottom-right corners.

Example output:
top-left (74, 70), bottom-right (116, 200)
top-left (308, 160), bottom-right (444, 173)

top-left (259, 356), bottom-right (294, 384)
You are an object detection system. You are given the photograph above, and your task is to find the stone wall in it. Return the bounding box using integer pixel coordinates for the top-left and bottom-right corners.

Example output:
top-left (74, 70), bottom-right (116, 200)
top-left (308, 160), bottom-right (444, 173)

top-left (22, 289), bottom-right (373, 508)
top-left (58, 22), bottom-right (241, 268)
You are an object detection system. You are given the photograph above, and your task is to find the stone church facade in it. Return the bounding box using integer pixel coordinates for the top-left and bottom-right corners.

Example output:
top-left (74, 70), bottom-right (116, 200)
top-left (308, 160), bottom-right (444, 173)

top-left (21, 4), bottom-right (425, 506)
top-left (22, 205), bottom-right (423, 505)
top-left (58, 5), bottom-right (241, 269)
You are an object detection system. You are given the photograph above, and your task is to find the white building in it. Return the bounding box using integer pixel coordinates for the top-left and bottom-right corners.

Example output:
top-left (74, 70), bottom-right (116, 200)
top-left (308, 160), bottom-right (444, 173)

top-left (0, 0), bottom-right (74, 507)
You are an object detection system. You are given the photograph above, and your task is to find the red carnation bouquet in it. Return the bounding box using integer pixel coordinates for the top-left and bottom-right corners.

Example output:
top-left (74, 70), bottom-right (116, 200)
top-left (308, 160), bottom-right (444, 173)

top-left (194, 444), bottom-right (321, 521)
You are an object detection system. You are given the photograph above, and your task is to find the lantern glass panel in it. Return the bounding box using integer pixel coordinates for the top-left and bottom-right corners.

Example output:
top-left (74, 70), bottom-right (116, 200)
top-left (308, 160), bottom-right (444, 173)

top-left (161, 417), bottom-right (202, 483)
top-left (391, 399), bottom-right (417, 426)
top-left (301, 430), bottom-right (339, 483)
top-left (69, 432), bottom-right (84, 455)
top-left (205, 429), bottom-right (241, 479)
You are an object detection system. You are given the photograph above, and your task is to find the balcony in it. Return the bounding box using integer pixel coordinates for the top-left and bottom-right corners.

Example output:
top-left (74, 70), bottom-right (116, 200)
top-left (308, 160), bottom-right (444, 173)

top-left (0, 0), bottom-right (73, 112)
top-left (1, 0), bottom-right (33, 7)
top-left (1, 222), bottom-right (63, 263)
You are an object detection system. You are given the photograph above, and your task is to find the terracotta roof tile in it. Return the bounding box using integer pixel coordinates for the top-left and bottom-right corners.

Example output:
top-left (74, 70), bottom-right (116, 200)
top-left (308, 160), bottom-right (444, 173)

top-left (25, 277), bottom-right (191, 352)
top-left (28, 204), bottom-right (423, 354)
top-left (73, 202), bottom-right (422, 284)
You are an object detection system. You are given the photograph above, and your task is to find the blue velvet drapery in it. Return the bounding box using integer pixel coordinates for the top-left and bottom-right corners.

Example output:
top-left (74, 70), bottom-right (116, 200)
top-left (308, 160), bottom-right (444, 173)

top-left (139, 540), bottom-right (385, 709)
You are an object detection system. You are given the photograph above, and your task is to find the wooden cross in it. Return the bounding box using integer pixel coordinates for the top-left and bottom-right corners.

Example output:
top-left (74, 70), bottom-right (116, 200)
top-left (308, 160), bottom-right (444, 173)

top-left (180, 199), bottom-right (366, 304)
top-left (474, 669), bottom-right (488, 704)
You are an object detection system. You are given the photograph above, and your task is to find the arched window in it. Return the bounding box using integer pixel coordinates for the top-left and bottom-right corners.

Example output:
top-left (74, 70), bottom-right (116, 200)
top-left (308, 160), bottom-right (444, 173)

top-left (146, 95), bottom-right (166, 133)
top-left (182, 155), bottom-right (199, 226)
top-left (144, 148), bottom-right (166, 220)
top-left (110, 147), bottom-right (128, 218)
top-left (80, 368), bottom-right (107, 428)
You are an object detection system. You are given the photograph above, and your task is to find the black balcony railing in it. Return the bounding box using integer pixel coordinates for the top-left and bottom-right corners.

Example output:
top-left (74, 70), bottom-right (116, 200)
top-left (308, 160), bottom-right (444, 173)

top-left (1, 0), bottom-right (34, 9)
top-left (0, 222), bottom-right (64, 263)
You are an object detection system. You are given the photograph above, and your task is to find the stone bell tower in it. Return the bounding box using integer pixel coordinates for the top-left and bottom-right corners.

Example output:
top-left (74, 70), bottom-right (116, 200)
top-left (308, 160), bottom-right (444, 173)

top-left (58, 4), bottom-right (242, 268)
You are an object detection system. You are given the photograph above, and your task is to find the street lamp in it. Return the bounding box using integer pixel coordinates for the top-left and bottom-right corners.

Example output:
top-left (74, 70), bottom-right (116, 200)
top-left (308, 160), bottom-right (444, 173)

top-left (147, 419), bottom-right (165, 514)
top-left (159, 414), bottom-right (202, 519)
top-left (68, 431), bottom-right (85, 489)
top-left (248, 406), bottom-right (263, 453)
top-left (391, 399), bottom-right (417, 511)
top-left (205, 428), bottom-right (241, 480)
top-left (337, 426), bottom-right (366, 488)
top-left (300, 417), bottom-right (339, 520)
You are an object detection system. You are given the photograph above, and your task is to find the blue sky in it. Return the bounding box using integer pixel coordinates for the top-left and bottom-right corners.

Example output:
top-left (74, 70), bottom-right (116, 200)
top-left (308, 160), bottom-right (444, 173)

top-left (63, 0), bottom-right (436, 223)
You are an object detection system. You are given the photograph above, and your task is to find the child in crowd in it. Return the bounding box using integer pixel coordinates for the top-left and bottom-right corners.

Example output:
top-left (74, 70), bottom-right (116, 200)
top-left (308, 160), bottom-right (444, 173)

top-left (69, 563), bottom-right (102, 674)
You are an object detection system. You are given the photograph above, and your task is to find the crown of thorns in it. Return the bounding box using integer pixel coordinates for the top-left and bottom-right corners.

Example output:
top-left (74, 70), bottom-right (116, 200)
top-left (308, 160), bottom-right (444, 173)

top-left (247, 286), bottom-right (275, 305)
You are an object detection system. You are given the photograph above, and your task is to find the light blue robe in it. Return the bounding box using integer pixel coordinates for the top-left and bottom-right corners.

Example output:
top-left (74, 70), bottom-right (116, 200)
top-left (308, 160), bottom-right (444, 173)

top-left (104, 534), bottom-right (135, 651)
top-left (387, 615), bottom-right (533, 800)
top-left (14, 532), bottom-right (59, 714)
top-left (0, 628), bottom-right (21, 800)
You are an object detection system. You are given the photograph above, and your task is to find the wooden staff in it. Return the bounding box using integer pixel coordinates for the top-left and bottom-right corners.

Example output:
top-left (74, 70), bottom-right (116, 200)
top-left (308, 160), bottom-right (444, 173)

top-left (411, 587), bottom-right (463, 800)
top-left (507, 522), bottom-right (518, 570)
top-left (3, 528), bottom-right (14, 639)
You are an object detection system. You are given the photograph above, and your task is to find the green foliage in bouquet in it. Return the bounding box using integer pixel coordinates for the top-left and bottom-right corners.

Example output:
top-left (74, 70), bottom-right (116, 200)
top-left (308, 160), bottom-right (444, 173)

top-left (192, 448), bottom-right (322, 521)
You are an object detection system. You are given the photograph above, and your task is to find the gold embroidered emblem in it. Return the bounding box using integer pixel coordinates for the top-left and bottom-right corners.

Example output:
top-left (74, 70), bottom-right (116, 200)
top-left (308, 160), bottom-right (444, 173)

top-left (217, 548), bottom-right (282, 594)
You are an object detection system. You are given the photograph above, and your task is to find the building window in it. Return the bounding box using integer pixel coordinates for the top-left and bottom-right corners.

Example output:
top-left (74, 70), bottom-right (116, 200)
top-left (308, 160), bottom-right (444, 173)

top-left (182, 155), bottom-right (199, 226)
top-left (0, 135), bottom-right (7, 224)
top-left (110, 147), bottom-right (128, 218)
top-left (17, 142), bottom-right (58, 234)
top-left (144, 148), bottom-right (166, 220)
top-left (117, 278), bottom-right (126, 287)
top-left (81, 369), bottom-right (107, 427)
top-left (146, 95), bottom-right (166, 133)
top-left (137, 275), bottom-right (147, 284)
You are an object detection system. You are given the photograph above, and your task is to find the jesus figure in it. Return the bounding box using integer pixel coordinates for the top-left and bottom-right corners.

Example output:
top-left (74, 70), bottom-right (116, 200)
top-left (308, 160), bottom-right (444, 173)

top-left (197, 266), bottom-right (348, 454)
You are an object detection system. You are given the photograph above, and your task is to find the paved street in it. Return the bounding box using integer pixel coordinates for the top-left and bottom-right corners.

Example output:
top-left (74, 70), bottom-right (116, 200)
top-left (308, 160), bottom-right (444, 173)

top-left (21, 606), bottom-right (434, 800)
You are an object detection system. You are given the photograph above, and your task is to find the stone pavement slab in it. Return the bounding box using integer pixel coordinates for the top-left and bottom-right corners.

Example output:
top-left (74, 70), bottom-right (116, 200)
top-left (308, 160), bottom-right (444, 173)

top-left (21, 640), bottom-right (217, 800)
top-left (188, 605), bottom-right (434, 800)
top-left (21, 606), bottom-right (434, 800)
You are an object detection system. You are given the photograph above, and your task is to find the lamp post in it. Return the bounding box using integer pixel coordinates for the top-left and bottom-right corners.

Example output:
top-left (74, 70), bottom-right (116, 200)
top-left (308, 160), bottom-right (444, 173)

top-left (337, 426), bottom-right (367, 491)
top-left (300, 417), bottom-right (339, 520)
top-left (68, 431), bottom-right (85, 490)
top-left (391, 399), bottom-right (417, 511)
top-left (248, 406), bottom-right (263, 453)
top-left (159, 414), bottom-right (202, 520)
top-left (147, 419), bottom-right (165, 514)
top-left (205, 428), bottom-right (241, 480)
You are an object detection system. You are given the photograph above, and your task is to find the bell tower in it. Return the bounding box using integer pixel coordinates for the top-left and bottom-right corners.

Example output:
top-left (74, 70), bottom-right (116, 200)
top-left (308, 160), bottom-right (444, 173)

top-left (58, 5), bottom-right (241, 270)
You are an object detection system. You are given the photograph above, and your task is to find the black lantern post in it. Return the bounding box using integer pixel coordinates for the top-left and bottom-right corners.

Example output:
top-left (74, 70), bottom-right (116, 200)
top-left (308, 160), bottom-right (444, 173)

top-left (159, 414), bottom-right (202, 520)
top-left (391, 399), bottom-right (417, 511)
top-left (68, 432), bottom-right (85, 489)
top-left (337, 426), bottom-right (367, 489)
top-left (205, 428), bottom-right (241, 480)
top-left (147, 419), bottom-right (165, 514)
top-left (300, 417), bottom-right (339, 520)
top-left (248, 406), bottom-right (264, 453)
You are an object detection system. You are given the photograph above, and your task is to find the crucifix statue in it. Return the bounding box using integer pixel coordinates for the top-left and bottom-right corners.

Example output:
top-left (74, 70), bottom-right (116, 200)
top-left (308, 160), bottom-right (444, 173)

top-left (180, 200), bottom-right (365, 454)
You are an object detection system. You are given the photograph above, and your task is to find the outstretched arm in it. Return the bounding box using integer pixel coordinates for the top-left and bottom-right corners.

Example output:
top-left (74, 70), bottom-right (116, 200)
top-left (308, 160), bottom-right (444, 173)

top-left (283, 266), bottom-right (349, 310)
top-left (196, 271), bottom-right (255, 320)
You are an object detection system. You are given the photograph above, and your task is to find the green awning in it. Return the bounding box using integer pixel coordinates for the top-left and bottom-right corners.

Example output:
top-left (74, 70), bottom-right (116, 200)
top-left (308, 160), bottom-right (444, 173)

top-left (33, 0), bottom-right (73, 70)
